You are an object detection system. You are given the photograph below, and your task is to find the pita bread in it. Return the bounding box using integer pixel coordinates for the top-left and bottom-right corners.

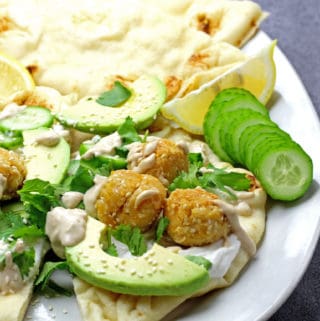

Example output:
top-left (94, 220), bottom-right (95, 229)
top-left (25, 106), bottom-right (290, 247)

top-left (0, 0), bottom-right (265, 99)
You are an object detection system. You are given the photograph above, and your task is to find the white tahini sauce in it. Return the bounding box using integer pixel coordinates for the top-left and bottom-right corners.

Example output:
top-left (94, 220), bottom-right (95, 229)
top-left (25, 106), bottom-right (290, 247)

top-left (127, 139), bottom-right (158, 173)
top-left (0, 239), bottom-right (25, 295)
top-left (81, 132), bottom-right (122, 159)
top-left (45, 207), bottom-right (87, 258)
top-left (61, 191), bottom-right (84, 209)
top-left (215, 199), bottom-right (256, 256)
top-left (0, 103), bottom-right (26, 120)
top-left (0, 173), bottom-right (7, 199)
top-left (134, 188), bottom-right (160, 209)
top-left (83, 175), bottom-right (109, 217)
top-left (179, 234), bottom-right (241, 279)
top-left (34, 129), bottom-right (61, 147)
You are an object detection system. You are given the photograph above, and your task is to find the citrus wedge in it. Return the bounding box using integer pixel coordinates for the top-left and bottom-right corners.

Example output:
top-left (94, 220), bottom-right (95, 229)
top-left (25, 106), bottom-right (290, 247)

top-left (0, 52), bottom-right (35, 102)
top-left (161, 40), bottom-right (277, 135)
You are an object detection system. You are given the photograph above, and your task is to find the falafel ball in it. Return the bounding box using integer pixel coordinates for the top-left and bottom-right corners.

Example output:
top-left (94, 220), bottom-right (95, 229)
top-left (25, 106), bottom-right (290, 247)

top-left (164, 188), bottom-right (231, 246)
top-left (127, 138), bottom-right (188, 186)
top-left (0, 148), bottom-right (27, 201)
top-left (96, 170), bottom-right (166, 232)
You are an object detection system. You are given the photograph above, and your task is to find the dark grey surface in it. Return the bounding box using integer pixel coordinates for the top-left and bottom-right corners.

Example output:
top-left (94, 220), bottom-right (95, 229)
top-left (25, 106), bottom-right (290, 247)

top-left (253, 1), bottom-right (320, 320)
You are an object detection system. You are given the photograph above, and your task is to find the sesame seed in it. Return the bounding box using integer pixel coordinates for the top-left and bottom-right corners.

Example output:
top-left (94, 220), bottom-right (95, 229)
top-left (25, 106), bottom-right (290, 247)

top-left (167, 259), bottom-right (173, 265)
top-left (137, 272), bottom-right (144, 278)
top-left (63, 309), bottom-right (68, 314)
top-left (48, 305), bottom-right (54, 311)
top-left (130, 269), bottom-right (137, 275)
top-left (147, 271), bottom-right (153, 276)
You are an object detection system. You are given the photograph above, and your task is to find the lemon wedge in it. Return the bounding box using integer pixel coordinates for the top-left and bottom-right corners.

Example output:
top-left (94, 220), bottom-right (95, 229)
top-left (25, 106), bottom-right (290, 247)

top-left (161, 40), bottom-right (277, 135)
top-left (0, 52), bottom-right (35, 103)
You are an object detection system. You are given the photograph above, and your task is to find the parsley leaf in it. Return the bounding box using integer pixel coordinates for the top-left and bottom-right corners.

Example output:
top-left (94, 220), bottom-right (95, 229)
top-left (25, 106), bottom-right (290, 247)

top-left (0, 241), bottom-right (36, 278)
top-left (18, 179), bottom-right (65, 230)
top-left (111, 225), bottom-right (147, 256)
top-left (117, 116), bottom-right (142, 145)
top-left (168, 154), bottom-right (251, 199)
top-left (96, 81), bottom-right (131, 107)
top-left (155, 217), bottom-right (170, 242)
top-left (0, 208), bottom-right (43, 240)
top-left (13, 247), bottom-right (35, 278)
top-left (35, 261), bottom-right (69, 290)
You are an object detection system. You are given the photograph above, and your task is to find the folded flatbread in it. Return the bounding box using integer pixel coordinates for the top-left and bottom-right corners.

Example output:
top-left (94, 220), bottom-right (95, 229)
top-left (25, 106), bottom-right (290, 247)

top-left (0, 0), bottom-right (266, 100)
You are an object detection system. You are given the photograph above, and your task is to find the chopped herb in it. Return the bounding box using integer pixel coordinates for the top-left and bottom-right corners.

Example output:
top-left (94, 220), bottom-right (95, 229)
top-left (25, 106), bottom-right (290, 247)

top-left (117, 116), bottom-right (142, 145)
top-left (0, 208), bottom-right (43, 240)
top-left (155, 217), bottom-right (170, 242)
top-left (18, 179), bottom-right (66, 230)
top-left (111, 225), bottom-right (147, 256)
top-left (168, 156), bottom-right (251, 199)
top-left (35, 261), bottom-right (69, 291)
top-left (0, 241), bottom-right (35, 278)
top-left (62, 160), bottom-right (94, 193)
top-left (185, 255), bottom-right (212, 270)
top-left (13, 247), bottom-right (35, 278)
top-left (96, 81), bottom-right (131, 107)
top-left (103, 229), bottom-right (118, 257)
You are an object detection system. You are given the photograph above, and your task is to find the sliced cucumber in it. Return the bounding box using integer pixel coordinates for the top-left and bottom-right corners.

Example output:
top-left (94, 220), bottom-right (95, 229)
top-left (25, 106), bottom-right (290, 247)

top-left (203, 87), bottom-right (313, 201)
top-left (0, 106), bottom-right (53, 133)
top-left (79, 141), bottom-right (127, 170)
top-left (238, 124), bottom-right (289, 166)
top-left (219, 110), bottom-right (274, 164)
top-left (253, 145), bottom-right (313, 201)
top-left (0, 131), bottom-right (23, 149)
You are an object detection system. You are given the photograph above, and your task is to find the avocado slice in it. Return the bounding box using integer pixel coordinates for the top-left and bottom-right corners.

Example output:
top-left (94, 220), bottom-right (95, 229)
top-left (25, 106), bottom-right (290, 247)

top-left (56, 75), bottom-right (167, 134)
top-left (23, 128), bottom-right (70, 184)
top-left (66, 217), bottom-right (209, 296)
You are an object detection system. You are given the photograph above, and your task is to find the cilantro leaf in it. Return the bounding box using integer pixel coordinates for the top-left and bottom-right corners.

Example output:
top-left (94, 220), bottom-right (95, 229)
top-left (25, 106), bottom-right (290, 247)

top-left (185, 255), bottom-right (212, 270)
top-left (18, 179), bottom-right (65, 230)
top-left (96, 81), bottom-right (131, 107)
top-left (35, 261), bottom-right (69, 290)
top-left (117, 116), bottom-right (142, 145)
top-left (168, 159), bottom-right (251, 199)
top-left (63, 160), bottom-right (94, 193)
top-left (111, 225), bottom-right (147, 256)
top-left (155, 217), bottom-right (170, 242)
top-left (0, 208), bottom-right (43, 241)
top-left (13, 247), bottom-right (35, 278)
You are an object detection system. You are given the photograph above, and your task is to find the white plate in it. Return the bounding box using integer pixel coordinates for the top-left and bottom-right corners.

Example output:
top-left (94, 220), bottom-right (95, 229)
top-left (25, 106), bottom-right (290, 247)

top-left (25, 31), bottom-right (320, 321)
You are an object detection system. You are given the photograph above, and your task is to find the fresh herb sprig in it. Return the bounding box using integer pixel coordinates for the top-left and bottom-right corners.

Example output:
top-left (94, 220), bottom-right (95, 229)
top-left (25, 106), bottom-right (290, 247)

top-left (169, 153), bottom-right (251, 199)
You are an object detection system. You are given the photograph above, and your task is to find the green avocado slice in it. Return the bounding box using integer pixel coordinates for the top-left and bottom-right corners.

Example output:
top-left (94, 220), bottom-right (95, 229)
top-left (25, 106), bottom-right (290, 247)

top-left (56, 75), bottom-right (167, 134)
top-left (66, 217), bottom-right (209, 296)
top-left (23, 128), bottom-right (70, 184)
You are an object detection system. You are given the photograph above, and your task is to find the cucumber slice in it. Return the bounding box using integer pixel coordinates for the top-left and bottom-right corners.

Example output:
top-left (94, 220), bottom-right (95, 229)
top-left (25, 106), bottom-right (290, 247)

top-left (0, 131), bottom-right (22, 149)
top-left (238, 124), bottom-right (287, 166)
top-left (229, 115), bottom-right (276, 165)
top-left (79, 141), bottom-right (127, 169)
top-left (246, 134), bottom-right (293, 170)
top-left (219, 110), bottom-right (274, 164)
top-left (204, 89), bottom-right (269, 130)
top-left (0, 106), bottom-right (53, 133)
top-left (253, 145), bottom-right (313, 201)
top-left (203, 112), bottom-right (234, 163)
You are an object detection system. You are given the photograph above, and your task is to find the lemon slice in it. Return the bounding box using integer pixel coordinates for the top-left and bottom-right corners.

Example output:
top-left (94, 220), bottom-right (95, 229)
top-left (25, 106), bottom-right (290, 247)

top-left (161, 40), bottom-right (277, 135)
top-left (0, 52), bottom-right (35, 102)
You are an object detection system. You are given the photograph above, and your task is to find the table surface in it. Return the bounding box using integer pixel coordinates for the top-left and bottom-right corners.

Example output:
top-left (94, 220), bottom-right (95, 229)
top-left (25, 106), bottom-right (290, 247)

top-left (253, 1), bottom-right (320, 320)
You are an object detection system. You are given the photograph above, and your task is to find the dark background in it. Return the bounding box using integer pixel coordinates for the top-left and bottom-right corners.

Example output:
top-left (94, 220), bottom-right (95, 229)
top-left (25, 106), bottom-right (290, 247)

top-left (253, 1), bottom-right (320, 320)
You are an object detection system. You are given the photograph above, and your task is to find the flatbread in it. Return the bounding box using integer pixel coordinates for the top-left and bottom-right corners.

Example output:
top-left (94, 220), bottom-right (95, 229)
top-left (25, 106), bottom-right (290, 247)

top-left (0, 0), bottom-right (265, 99)
top-left (73, 177), bottom-right (266, 321)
